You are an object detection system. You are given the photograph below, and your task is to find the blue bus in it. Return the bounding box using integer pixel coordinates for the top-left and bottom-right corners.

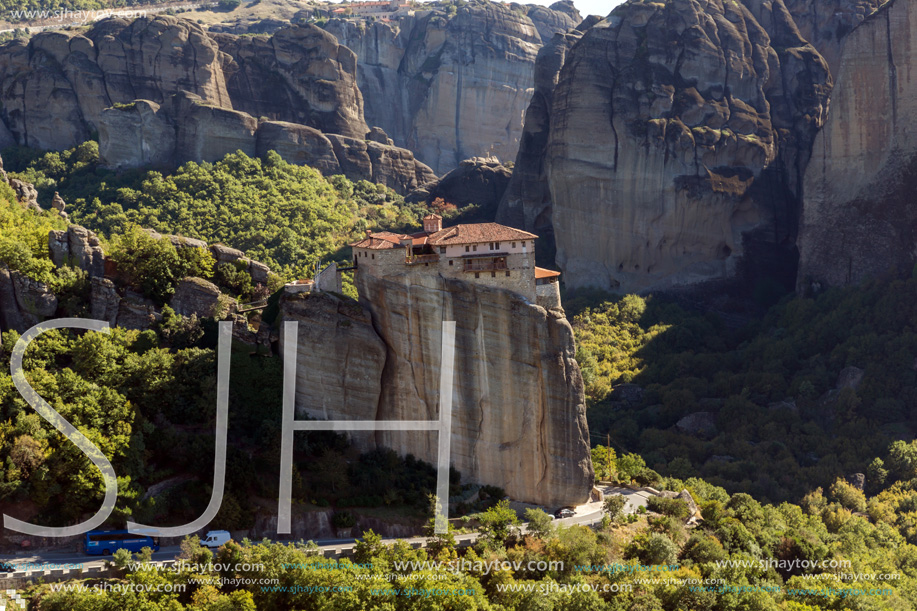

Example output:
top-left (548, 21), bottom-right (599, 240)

top-left (84, 530), bottom-right (160, 556)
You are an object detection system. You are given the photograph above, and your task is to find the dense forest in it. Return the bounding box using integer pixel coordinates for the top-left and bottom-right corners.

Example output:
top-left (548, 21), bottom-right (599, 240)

top-left (3, 143), bottom-right (452, 280)
top-left (5, 142), bottom-right (917, 608)
top-left (572, 280), bottom-right (917, 505)
top-left (20, 439), bottom-right (917, 610)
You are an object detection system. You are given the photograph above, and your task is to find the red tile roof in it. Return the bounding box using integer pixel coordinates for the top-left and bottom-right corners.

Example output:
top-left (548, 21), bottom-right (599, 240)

top-left (426, 223), bottom-right (537, 245)
top-left (535, 267), bottom-right (561, 279)
top-left (351, 222), bottom-right (537, 249)
top-left (349, 231), bottom-right (409, 249)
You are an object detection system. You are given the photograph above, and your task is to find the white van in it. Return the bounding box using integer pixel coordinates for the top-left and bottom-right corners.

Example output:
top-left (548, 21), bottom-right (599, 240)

top-left (201, 530), bottom-right (231, 549)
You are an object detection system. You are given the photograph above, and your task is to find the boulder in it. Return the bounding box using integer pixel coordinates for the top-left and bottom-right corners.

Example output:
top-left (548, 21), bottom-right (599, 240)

top-left (52, 225), bottom-right (105, 277)
top-left (847, 472), bottom-right (866, 490)
top-left (675, 412), bottom-right (717, 438)
top-left (248, 260), bottom-right (270, 285)
top-left (117, 290), bottom-right (162, 330)
top-left (366, 126), bottom-right (394, 146)
top-left (9, 178), bottom-right (40, 211)
top-left (610, 383), bottom-right (644, 405)
top-left (11, 271), bottom-right (57, 317)
top-left (0, 266), bottom-right (31, 331)
top-left (211, 244), bottom-right (245, 265)
top-left (90, 277), bottom-right (120, 325)
top-left (169, 277), bottom-right (223, 319)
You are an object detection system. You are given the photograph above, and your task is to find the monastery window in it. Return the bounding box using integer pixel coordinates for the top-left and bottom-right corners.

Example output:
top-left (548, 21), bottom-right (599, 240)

top-left (512, 242), bottom-right (516, 248)
top-left (449, 260), bottom-right (453, 266)
top-left (475, 272), bottom-right (480, 278)
top-left (495, 242), bottom-right (500, 249)
top-left (473, 245), bottom-right (477, 252)
top-left (371, 254), bottom-right (375, 259)
top-left (465, 245), bottom-right (470, 252)
top-left (491, 272), bottom-right (496, 278)
top-left (521, 241), bottom-right (526, 247)
top-left (505, 271), bottom-right (510, 277)
top-left (440, 247), bottom-right (446, 254)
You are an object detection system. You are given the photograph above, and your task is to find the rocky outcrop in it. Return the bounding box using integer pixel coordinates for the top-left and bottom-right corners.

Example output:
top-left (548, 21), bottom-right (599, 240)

top-left (278, 270), bottom-right (594, 507)
top-left (48, 225), bottom-right (105, 277)
top-left (169, 277), bottom-right (224, 319)
top-left (280, 291), bottom-right (387, 428)
top-left (0, 18), bottom-right (370, 153)
top-left (324, 1), bottom-right (557, 173)
top-left (407, 157), bottom-right (513, 219)
top-left (542, 0), bottom-right (839, 293)
top-left (9, 178), bottom-right (40, 212)
top-left (214, 25), bottom-right (367, 139)
top-left (98, 100), bottom-right (176, 168)
top-left (526, 1), bottom-right (581, 44)
top-left (797, 0), bottom-right (917, 291)
top-left (97, 94), bottom-right (435, 194)
top-left (0, 266), bottom-right (57, 330)
top-left (500, 0), bottom-right (899, 296)
top-left (0, 17), bottom-right (231, 150)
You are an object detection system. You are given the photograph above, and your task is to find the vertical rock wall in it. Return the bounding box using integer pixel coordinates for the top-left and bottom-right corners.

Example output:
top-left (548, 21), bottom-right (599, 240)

top-left (798, 0), bottom-right (917, 289)
top-left (279, 274), bottom-right (594, 508)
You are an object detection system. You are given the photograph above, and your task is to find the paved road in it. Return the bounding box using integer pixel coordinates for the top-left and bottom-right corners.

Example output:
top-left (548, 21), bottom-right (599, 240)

top-left (0, 491), bottom-right (610, 569)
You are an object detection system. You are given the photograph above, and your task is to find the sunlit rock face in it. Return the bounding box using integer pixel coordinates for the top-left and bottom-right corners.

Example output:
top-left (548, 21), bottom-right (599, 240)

top-left (504, 0), bottom-right (891, 295)
top-left (324, 1), bottom-right (578, 174)
top-left (279, 274), bottom-right (594, 508)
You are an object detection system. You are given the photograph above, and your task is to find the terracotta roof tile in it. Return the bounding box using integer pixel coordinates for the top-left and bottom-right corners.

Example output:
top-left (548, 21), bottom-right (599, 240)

top-left (535, 267), bottom-right (561, 279)
top-left (351, 223), bottom-right (538, 249)
top-left (427, 223), bottom-right (537, 245)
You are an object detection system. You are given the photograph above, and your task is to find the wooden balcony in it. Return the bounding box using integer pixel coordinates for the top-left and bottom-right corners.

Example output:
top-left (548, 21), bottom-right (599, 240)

top-left (463, 257), bottom-right (507, 272)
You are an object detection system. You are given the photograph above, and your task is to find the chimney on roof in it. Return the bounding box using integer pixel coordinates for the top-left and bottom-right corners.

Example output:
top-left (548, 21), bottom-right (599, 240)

top-left (423, 213), bottom-right (442, 233)
top-left (365, 229), bottom-right (372, 237)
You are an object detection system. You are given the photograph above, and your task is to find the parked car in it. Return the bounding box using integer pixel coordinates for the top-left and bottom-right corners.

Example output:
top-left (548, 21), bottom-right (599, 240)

top-left (200, 530), bottom-right (231, 549)
top-left (554, 508), bottom-right (575, 519)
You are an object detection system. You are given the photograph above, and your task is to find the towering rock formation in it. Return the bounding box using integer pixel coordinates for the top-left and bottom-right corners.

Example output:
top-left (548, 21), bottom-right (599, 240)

top-left (96, 95), bottom-right (435, 195)
top-left (213, 25), bottom-right (368, 139)
top-left (324, 1), bottom-right (578, 174)
top-left (0, 17), bottom-right (367, 150)
top-left (0, 17), bottom-right (231, 150)
top-left (501, 0), bottom-right (890, 295)
top-left (798, 0), bottom-right (917, 290)
top-left (279, 273), bottom-right (593, 508)
top-left (497, 16), bottom-right (600, 260)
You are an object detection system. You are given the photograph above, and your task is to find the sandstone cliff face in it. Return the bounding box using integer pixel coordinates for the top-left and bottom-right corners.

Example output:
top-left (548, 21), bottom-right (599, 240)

top-left (797, 0), bottom-right (917, 290)
top-left (497, 17), bottom-right (599, 258)
top-left (97, 95), bottom-right (435, 194)
top-left (502, 0), bottom-right (854, 294)
top-left (0, 18), bottom-right (365, 149)
top-left (278, 274), bottom-right (593, 507)
top-left (214, 25), bottom-right (368, 139)
top-left (0, 16), bottom-right (231, 150)
top-left (324, 2), bottom-right (571, 173)
top-left (503, 0), bottom-right (898, 295)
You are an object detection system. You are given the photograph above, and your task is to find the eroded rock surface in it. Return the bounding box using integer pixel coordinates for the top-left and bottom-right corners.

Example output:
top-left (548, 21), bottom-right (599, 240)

top-left (278, 271), bottom-right (594, 507)
top-left (797, 0), bottom-right (917, 290)
top-left (505, 0), bottom-right (889, 295)
top-left (324, 1), bottom-right (571, 173)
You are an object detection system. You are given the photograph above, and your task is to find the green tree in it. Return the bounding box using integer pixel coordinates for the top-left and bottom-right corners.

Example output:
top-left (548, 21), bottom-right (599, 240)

top-left (476, 499), bottom-right (520, 548)
top-left (524, 508), bottom-right (555, 540)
